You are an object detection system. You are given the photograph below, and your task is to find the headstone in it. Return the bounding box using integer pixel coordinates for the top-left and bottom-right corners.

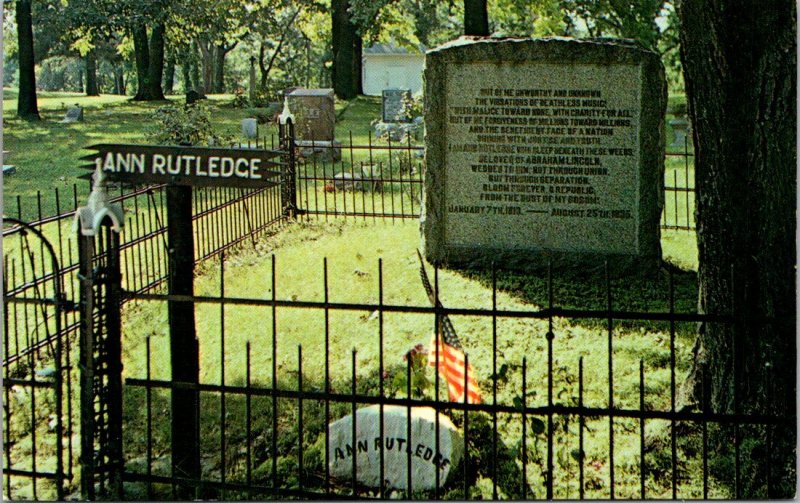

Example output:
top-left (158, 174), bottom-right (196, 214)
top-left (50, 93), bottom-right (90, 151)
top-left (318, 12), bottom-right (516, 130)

top-left (382, 88), bottom-right (412, 122)
top-left (241, 118), bottom-right (258, 139)
top-left (60, 106), bottom-right (84, 123)
top-left (373, 121), bottom-right (405, 142)
top-left (186, 90), bottom-right (201, 105)
top-left (333, 172), bottom-right (363, 191)
top-left (328, 405), bottom-right (463, 490)
top-left (668, 117), bottom-right (689, 148)
top-left (423, 38), bottom-right (666, 270)
top-left (296, 140), bottom-right (342, 162)
top-left (361, 164), bottom-right (383, 192)
top-left (285, 88), bottom-right (336, 141)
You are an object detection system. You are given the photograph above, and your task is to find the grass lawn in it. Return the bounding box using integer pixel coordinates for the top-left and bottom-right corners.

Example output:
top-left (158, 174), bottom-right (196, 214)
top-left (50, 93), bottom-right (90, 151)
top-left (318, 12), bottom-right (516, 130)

top-left (2, 89), bottom-right (243, 219)
top-left (3, 89), bottom-right (690, 220)
top-left (1, 90), bottom-right (413, 220)
top-left (115, 220), bottom-right (717, 500)
top-left (4, 90), bottom-right (705, 499)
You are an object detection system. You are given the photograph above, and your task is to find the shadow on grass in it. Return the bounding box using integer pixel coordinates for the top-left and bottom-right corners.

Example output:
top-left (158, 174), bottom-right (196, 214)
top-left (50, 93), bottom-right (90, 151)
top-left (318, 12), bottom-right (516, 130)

top-left (452, 261), bottom-right (698, 337)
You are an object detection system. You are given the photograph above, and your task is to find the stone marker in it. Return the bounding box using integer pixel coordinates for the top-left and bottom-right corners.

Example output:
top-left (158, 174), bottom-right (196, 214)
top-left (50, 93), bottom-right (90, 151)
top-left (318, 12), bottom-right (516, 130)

top-left (333, 172), bottom-right (363, 191)
top-left (286, 88), bottom-right (336, 141)
top-left (60, 106), bottom-right (84, 123)
top-left (382, 89), bottom-right (412, 122)
top-left (668, 117), bottom-right (689, 148)
top-left (241, 118), bottom-right (258, 139)
top-left (422, 37), bottom-right (666, 269)
top-left (186, 90), bottom-right (202, 105)
top-left (295, 140), bottom-right (342, 162)
top-left (328, 405), bottom-right (463, 490)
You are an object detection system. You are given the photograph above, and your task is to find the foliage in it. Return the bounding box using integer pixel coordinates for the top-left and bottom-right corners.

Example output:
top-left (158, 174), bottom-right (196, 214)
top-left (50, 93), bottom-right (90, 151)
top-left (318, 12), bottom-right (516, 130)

top-left (230, 87), bottom-right (249, 108)
top-left (402, 91), bottom-right (423, 119)
top-left (351, 0), bottom-right (462, 48)
top-left (37, 56), bottom-right (85, 92)
top-left (146, 102), bottom-right (232, 146)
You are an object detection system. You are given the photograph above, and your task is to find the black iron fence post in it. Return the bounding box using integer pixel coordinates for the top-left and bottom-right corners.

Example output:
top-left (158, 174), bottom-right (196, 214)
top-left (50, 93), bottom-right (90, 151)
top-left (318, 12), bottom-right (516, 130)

top-left (77, 222), bottom-right (124, 500)
top-left (279, 118), bottom-right (297, 218)
top-left (78, 231), bottom-right (95, 501)
top-left (166, 185), bottom-right (201, 497)
top-left (75, 169), bottom-right (126, 500)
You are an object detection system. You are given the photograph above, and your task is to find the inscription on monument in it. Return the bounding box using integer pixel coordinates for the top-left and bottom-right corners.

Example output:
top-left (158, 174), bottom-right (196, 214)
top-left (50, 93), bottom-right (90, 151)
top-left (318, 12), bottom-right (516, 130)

top-left (445, 63), bottom-right (640, 252)
top-left (423, 38), bottom-right (666, 266)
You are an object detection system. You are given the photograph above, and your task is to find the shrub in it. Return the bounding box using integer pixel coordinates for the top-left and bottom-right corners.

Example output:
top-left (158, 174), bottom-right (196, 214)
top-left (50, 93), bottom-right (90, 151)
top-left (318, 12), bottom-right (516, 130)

top-left (147, 103), bottom-right (233, 146)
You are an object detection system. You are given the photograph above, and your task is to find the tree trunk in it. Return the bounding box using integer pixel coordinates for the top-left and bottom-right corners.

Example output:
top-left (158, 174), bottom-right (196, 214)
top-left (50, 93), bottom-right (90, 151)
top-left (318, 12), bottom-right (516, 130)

top-left (258, 43), bottom-right (268, 90)
top-left (16, 0), bottom-right (40, 120)
top-left (213, 45), bottom-right (226, 93)
top-left (197, 40), bottom-right (213, 95)
top-left (181, 63), bottom-right (192, 94)
top-left (85, 49), bottom-right (99, 96)
top-left (132, 24), bottom-right (152, 100)
top-left (164, 54), bottom-right (175, 94)
top-left (464, 0), bottom-right (489, 36)
top-left (113, 62), bottom-right (122, 95)
top-left (414, 0), bottom-right (437, 46)
top-left (146, 22), bottom-right (166, 100)
top-left (331, 0), bottom-right (358, 99)
top-left (354, 35), bottom-right (363, 95)
top-left (190, 54), bottom-right (202, 96)
top-left (116, 64), bottom-right (126, 95)
top-left (678, 0), bottom-right (796, 497)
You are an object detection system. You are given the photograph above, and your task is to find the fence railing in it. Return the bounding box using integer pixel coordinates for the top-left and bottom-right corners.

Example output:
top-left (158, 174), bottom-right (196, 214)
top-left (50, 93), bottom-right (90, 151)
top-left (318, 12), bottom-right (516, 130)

top-left (3, 137), bottom-right (699, 500)
top-left (2, 137), bottom-right (697, 377)
top-left (116, 256), bottom-right (792, 500)
top-left (3, 174), bottom-right (284, 500)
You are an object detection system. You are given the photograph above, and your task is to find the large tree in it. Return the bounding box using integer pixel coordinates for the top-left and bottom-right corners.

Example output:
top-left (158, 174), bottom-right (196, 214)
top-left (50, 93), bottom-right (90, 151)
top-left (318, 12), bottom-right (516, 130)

top-left (132, 21), bottom-right (166, 100)
top-left (678, 0), bottom-right (795, 497)
top-left (331, 0), bottom-right (360, 99)
top-left (16, 0), bottom-right (40, 119)
top-left (464, 0), bottom-right (488, 35)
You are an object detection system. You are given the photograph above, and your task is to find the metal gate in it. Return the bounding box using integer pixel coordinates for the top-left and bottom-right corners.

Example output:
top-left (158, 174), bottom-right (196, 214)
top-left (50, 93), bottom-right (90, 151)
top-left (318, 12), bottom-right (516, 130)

top-left (3, 218), bottom-right (74, 500)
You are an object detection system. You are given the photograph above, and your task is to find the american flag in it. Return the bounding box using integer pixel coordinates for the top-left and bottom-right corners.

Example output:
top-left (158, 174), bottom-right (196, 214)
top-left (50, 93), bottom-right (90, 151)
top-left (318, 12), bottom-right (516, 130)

top-left (417, 251), bottom-right (482, 404)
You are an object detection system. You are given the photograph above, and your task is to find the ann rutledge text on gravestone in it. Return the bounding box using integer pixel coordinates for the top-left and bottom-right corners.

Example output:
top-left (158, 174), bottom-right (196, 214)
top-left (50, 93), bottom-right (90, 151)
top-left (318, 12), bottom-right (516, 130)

top-left (422, 38), bottom-right (666, 268)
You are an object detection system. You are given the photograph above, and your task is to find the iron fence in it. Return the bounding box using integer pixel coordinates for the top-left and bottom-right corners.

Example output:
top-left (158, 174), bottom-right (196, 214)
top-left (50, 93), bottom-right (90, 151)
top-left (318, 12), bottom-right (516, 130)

top-left (116, 255), bottom-right (792, 500)
top-left (3, 219), bottom-right (71, 501)
top-left (294, 133), bottom-right (425, 221)
top-left (3, 174), bottom-right (284, 500)
top-left (3, 135), bottom-right (700, 500)
top-left (3, 136), bottom-right (695, 321)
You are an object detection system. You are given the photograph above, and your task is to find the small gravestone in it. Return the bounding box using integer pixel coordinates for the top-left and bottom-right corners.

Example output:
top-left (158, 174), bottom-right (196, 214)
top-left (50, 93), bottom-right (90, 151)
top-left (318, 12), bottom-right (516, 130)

top-left (2, 150), bottom-right (14, 175)
top-left (333, 172), bottom-right (363, 191)
top-left (60, 106), bottom-right (84, 123)
top-left (373, 122), bottom-right (405, 142)
top-left (186, 90), bottom-right (202, 105)
top-left (382, 89), bottom-right (412, 122)
top-left (285, 88), bottom-right (336, 141)
top-left (241, 118), bottom-right (258, 139)
top-left (328, 405), bottom-right (463, 490)
top-left (295, 140), bottom-right (343, 162)
top-left (669, 117), bottom-right (690, 148)
top-left (361, 164), bottom-right (383, 192)
top-left (423, 37), bottom-right (666, 270)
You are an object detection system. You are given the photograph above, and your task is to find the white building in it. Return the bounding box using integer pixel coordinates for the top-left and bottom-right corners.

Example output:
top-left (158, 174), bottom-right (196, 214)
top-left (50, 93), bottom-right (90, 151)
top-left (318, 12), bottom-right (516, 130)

top-left (362, 44), bottom-right (425, 96)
